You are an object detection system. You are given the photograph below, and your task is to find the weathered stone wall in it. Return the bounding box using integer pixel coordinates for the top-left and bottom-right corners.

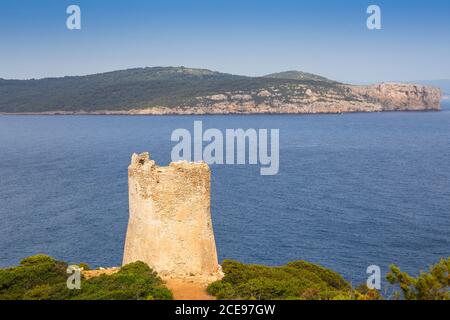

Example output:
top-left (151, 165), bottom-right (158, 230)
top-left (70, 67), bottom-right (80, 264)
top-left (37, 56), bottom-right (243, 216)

top-left (123, 152), bottom-right (222, 282)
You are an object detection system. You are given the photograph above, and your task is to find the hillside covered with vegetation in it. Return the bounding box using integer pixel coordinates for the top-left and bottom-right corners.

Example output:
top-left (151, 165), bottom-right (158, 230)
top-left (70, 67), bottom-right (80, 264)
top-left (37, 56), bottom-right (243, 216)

top-left (208, 258), bottom-right (449, 300)
top-left (0, 254), bottom-right (447, 300)
top-left (264, 70), bottom-right (332, 82)
top-left (207, 260), bottom-right (378, 300)
top-left (0, 66), bottom-right (339, 113)
top-left (0, 254), bottom-right (172, 300)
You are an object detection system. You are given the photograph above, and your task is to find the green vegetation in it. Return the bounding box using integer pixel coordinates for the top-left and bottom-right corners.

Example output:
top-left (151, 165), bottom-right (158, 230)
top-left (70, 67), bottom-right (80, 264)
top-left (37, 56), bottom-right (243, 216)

top-left (264, 70), bottom-right (332, 82)
top-left (0, 66), bottom-right (339, 113)
top-left (207, 260), bottom-right (380, 300)
top-left (0, 254), bottom-right (172, 300)
top-left (1, 254), bottom-right (447, 300)
top-left (387, 257), bottom-right (449, 300)
top-left (208, 259), bottom-right (449, 300)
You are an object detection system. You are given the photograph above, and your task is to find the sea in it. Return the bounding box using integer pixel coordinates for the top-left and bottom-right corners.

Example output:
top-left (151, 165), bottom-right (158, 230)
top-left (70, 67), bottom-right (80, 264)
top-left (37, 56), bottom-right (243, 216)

top-left (1, 101), bottom-right (449, 287)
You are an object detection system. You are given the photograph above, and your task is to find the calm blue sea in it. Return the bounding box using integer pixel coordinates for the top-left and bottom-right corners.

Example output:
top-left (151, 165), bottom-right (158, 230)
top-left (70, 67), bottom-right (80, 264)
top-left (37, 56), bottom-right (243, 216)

top-left (1, 103), bottom-right (449, 286)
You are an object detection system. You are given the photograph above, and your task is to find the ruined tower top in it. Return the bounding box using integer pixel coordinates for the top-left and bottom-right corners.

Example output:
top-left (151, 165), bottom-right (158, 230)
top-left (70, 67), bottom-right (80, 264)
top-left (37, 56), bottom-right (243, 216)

top-left (128, 151), bottom-right (211, 188)
top-left (123, 152), bottom-right (222, 282)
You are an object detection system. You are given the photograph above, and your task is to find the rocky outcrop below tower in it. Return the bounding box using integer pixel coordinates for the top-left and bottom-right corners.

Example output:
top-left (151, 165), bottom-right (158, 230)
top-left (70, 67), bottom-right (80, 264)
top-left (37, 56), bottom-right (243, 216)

top-left (123, 152), bottom-right (222, 282)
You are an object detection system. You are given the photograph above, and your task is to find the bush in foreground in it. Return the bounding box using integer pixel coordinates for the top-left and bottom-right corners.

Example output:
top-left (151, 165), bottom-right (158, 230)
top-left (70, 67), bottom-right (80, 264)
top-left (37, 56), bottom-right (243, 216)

top-left (1, 254), bottom-right (447, 300)
top-left (207, 260), bottom-right (361, 300)
top-left (0, 255), bottom-right (172, 300)
top-left (208, 259), bottom-right (449, 300)
top-left (387, 257), bottom-right (449, 300)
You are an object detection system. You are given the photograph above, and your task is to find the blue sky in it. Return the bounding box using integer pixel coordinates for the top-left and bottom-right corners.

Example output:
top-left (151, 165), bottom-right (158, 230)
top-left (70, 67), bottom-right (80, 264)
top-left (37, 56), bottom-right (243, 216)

top-left (1, 0), bottom-right (449, 82)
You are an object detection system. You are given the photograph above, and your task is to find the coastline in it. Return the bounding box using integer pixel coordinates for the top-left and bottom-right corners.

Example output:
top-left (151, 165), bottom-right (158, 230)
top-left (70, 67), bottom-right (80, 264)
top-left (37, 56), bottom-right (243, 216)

top-left (0, 82), bottom-right (442, 116)
top-left (0, 106), bottom-right (443, 116)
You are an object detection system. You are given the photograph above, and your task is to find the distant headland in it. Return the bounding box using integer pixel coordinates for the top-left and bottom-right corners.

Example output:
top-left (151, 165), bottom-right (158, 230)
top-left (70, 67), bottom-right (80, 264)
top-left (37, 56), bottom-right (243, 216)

top-left (0, 67), bottom-right (442, 115)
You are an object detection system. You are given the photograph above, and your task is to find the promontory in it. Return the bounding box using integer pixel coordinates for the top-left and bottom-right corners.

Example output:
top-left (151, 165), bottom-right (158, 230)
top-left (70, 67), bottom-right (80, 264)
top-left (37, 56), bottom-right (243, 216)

top-left (0, 67), bottom-right (441, 115)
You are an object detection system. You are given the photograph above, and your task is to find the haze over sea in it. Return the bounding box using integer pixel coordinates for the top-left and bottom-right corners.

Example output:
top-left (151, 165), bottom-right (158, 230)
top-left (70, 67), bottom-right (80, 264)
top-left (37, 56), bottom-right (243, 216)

top-left (1, 102), bottom-right (449, 285)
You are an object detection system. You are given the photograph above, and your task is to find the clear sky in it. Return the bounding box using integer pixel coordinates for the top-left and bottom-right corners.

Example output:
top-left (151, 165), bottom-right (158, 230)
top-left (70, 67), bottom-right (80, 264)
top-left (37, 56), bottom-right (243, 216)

top-left (1, 0), bottom-right (449, 82)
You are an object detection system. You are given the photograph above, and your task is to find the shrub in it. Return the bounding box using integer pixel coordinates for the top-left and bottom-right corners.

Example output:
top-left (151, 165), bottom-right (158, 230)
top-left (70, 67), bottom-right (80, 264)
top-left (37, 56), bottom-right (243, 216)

top-left (0, 255), bottom-right (172, 300)
top-left (353, 284), bottom-right (382, 300)
top-left (77, 263), bottom-right (90, 271)
top-left (207, 260), bottom-right (352, 300)
top-left (286, 260), bottom-right (350, 291)
top-left (0, 254), bottom-right (68, 300)
top-left (387, 257), bottom-right (449, 300)
top-left (74, 261), bottom-right (172, 300)
top-left (20, 254), bottom-right (56, 266)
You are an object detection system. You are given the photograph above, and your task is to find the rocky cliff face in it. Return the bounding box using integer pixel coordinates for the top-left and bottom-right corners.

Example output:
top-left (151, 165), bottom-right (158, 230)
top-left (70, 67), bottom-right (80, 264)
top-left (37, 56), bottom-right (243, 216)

top-left (10, 82), bottom-right (440, 115)
top-left (119, 83), bottom-right (442, 115)
top-left (349, 83), bottom-right (442, 111)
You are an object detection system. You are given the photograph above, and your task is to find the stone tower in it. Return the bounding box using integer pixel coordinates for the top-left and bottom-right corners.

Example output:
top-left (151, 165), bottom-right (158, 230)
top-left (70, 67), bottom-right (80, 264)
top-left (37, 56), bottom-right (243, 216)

top-left (123, 152), bottom-right (222, 281)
